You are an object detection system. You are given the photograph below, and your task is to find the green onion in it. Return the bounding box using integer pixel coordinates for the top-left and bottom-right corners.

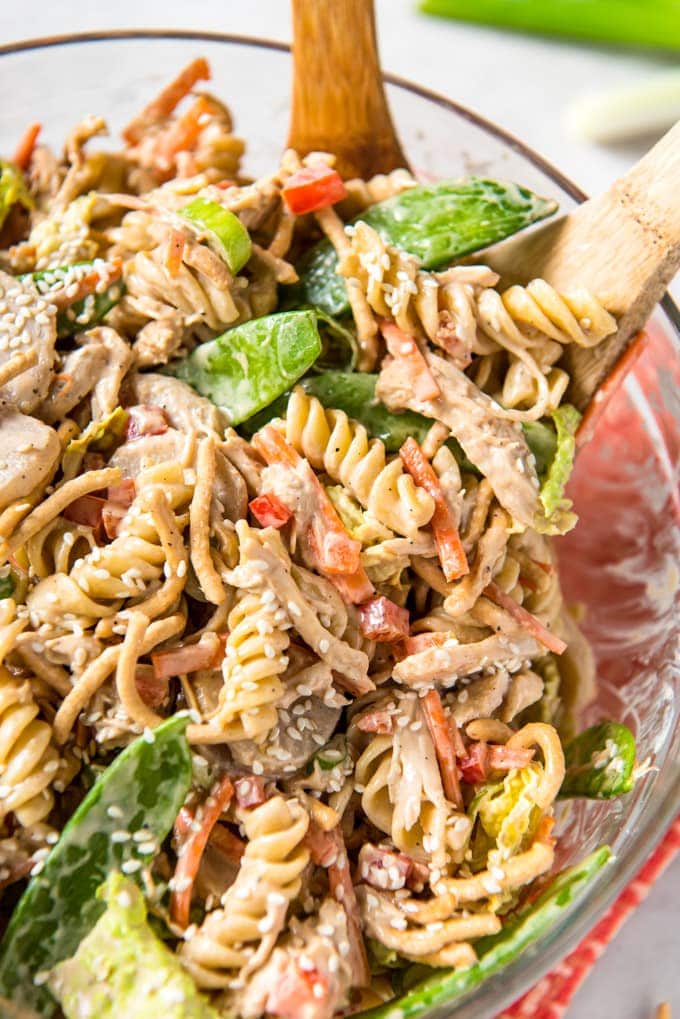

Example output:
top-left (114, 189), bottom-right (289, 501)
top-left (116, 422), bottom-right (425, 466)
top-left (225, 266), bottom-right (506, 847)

top-left (567, 70), bottom-right (680, 142)
top-left (419, 0), bottom-right (680, 52)
top-left (181, 197), bottom-right (252, 274)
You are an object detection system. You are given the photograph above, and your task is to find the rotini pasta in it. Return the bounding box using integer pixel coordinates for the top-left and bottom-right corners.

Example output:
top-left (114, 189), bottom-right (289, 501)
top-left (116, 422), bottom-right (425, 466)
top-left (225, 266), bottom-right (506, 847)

top-left (0, 664), bottom-right (61, 827)
top-left (279, 388), bottom-right (435, 537)
top-left (338, 220), bottom-right (616, 421)
top-left (179, 796), bottom-right (310, 989)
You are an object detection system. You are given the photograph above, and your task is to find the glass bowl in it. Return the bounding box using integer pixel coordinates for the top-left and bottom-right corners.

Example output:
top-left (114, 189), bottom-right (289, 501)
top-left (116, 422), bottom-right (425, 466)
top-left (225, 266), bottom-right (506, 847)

top-left (1, 30), bottom-right (678, 1019)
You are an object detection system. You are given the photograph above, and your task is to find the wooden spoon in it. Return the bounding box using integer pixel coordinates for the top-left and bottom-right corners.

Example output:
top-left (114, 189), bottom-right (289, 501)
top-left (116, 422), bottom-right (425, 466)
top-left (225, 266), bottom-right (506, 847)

top-left (288, 0), bottom-right (408, 179)
top-left (484, 121), bottom-right (680, 410)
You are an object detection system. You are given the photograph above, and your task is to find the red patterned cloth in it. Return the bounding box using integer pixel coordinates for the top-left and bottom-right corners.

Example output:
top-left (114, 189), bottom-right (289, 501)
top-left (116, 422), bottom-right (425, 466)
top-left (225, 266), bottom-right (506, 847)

top-left (498, 815), bottom-right (680, 1019)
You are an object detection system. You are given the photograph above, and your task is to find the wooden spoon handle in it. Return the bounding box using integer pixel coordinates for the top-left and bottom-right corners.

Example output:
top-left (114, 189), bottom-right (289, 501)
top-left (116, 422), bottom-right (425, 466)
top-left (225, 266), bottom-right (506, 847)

top-left (288, 0), bottom-right (409, 179)
top-left (487, 122), bottom-right (680, 409)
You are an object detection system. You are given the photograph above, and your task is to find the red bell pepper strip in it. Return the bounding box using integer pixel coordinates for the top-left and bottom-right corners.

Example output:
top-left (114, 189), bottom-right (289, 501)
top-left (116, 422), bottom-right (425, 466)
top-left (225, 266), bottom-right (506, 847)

top-left (282, 165), bottom-right (347, 215)
top-left (152, 640), bottom-right (224, 680)
top-left (484, 581), bottom-right (567, 655)
top-left (357, 595), bottom-right (410, 642)
top-left (400, 437), bottom-right (469, 581)
top-left (421, 689), bottom-right (463, 809)
top-left (459, 742), bottom-right (490, 784)
top-left (249, 493), bottom-right (293, 529)
top-left (170, 774), bottom-right (234, 928)
top-left (233, 774), bottom-right (267, 808)
top-left (134, 666), bottom-right (169, 709)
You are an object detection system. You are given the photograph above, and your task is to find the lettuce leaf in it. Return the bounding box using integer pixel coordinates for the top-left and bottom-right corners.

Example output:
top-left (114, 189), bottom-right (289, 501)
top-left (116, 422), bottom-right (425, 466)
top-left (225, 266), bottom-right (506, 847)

top-left (472, 764), bottom-right (543, 861)
top-left (540, 405), bottom-right (581, 519)
top-left (48, 873), bottom-right (218, 1018)
top-left (0, 161), bottom-right (33, 230)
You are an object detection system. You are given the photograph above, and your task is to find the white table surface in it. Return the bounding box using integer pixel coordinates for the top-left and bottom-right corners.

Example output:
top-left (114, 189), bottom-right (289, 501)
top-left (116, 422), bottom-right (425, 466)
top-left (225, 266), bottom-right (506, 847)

top-left (1, 2), bottom-right (678, 1015)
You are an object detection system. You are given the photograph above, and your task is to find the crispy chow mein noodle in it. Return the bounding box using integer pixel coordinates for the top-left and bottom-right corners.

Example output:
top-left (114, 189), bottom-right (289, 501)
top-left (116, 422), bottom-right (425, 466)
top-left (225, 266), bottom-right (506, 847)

top-left (0, 58), bottom-right (639, 1018)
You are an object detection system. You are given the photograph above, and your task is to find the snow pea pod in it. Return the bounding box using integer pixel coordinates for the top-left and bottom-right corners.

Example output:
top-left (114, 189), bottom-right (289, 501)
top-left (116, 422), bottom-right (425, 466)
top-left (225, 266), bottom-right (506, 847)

top-left (24, 262), bottom-right (125, 338)
top-left (560, 722), bottom-right (637, 799)
top-left (289, 177), bottom-right (558, 316)
top-left (172, 310), bottom-right (321, 426)
top-left (359, 846), bottom-right (612, 1019)
top-left (0, 715), bottom-right (192, 1016)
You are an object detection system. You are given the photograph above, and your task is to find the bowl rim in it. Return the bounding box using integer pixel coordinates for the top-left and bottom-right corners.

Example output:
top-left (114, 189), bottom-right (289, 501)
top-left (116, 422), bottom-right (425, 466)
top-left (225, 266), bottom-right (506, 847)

top-left (3, 27), bottom-right (678, 338)
top-left (1, 28), bottom-right (679, 1018)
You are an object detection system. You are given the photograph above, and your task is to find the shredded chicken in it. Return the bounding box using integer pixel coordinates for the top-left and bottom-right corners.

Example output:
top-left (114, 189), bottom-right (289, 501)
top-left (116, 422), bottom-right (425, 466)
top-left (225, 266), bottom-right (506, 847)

top-left (0, 409), bottom-right (60, 512)
top-left (393, 632), bottom-right (542, 688)
top-left (377, 351), bottom-right (540, 527)
top-left (121, 371), bottom-right (227, 435)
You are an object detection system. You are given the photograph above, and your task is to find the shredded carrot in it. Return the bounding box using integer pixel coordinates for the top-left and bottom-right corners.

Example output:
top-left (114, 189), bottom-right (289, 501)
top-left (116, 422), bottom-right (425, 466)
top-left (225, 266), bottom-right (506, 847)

top-left (484, 582), bottom-right (567, 655)
top-left (400, 437), bottom-right (469, 581)
top-left (157, 95), bottom-right (215, 164)
top-left (422, 689), bottom-right (463, 808)
top-left (170, 774), bottom-right (234, 928)
top-left (165, 229), bottom-right (186, 277)
top-left (122, 57), bottom-right (212, 144)
top-left (12, 122), bottom-right (41, 170)
top-left (252, 426), bottom-right (373, 603)
top-left (577, 329), bottom-right (648, 448)
top-left (381, 320), bottom-right (441, 401)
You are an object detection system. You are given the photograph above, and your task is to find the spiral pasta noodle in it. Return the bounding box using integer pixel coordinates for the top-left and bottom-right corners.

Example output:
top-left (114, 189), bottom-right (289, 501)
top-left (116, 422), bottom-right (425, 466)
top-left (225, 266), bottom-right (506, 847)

top-left (279, 388), bottom-right (435, 537)
top-left (338, 221), bottom-right (615, 421)
top-left (212, 590), bottom-right (291, 742)
top-left (24, 518), bottom-right (97, 580)
top-left (0, 664), bottom-right (61, 828)
top-left (26, 461), bottom-right (191, 630)
top-left (179, 796), bottom-right (310, 989)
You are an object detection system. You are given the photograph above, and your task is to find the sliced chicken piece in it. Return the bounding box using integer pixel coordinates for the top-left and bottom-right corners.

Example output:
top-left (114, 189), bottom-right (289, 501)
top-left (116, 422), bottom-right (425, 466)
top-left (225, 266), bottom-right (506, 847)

top-left (377, 351), bottom-right (540, 527)
top-left (122, 371), bottom-right (227, 435)
top-left (0, 270), bottom-right (57, 414)
top-left (0, 409), bottom-right (60, 512)
top-left (40, 326), bottom-right (132, 424)
top-left (214, 448), bottom-right (248, 522)
top-left (499, 669), bottom-right (544, 723)
top-left (40, 343), bottom-right (111, 423)
top-left (393, 632), bottom-right (541, 688)
top-left (109, 428), bottom-right (186, 477)
top-left (221, 428), bottom-right (264, 495)
top-left (87, 326), bottom-right (134, 419)
top-left (132, 312), bottom-right (185, 367)
top-left (446, 669), bottom-right (511, 726)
